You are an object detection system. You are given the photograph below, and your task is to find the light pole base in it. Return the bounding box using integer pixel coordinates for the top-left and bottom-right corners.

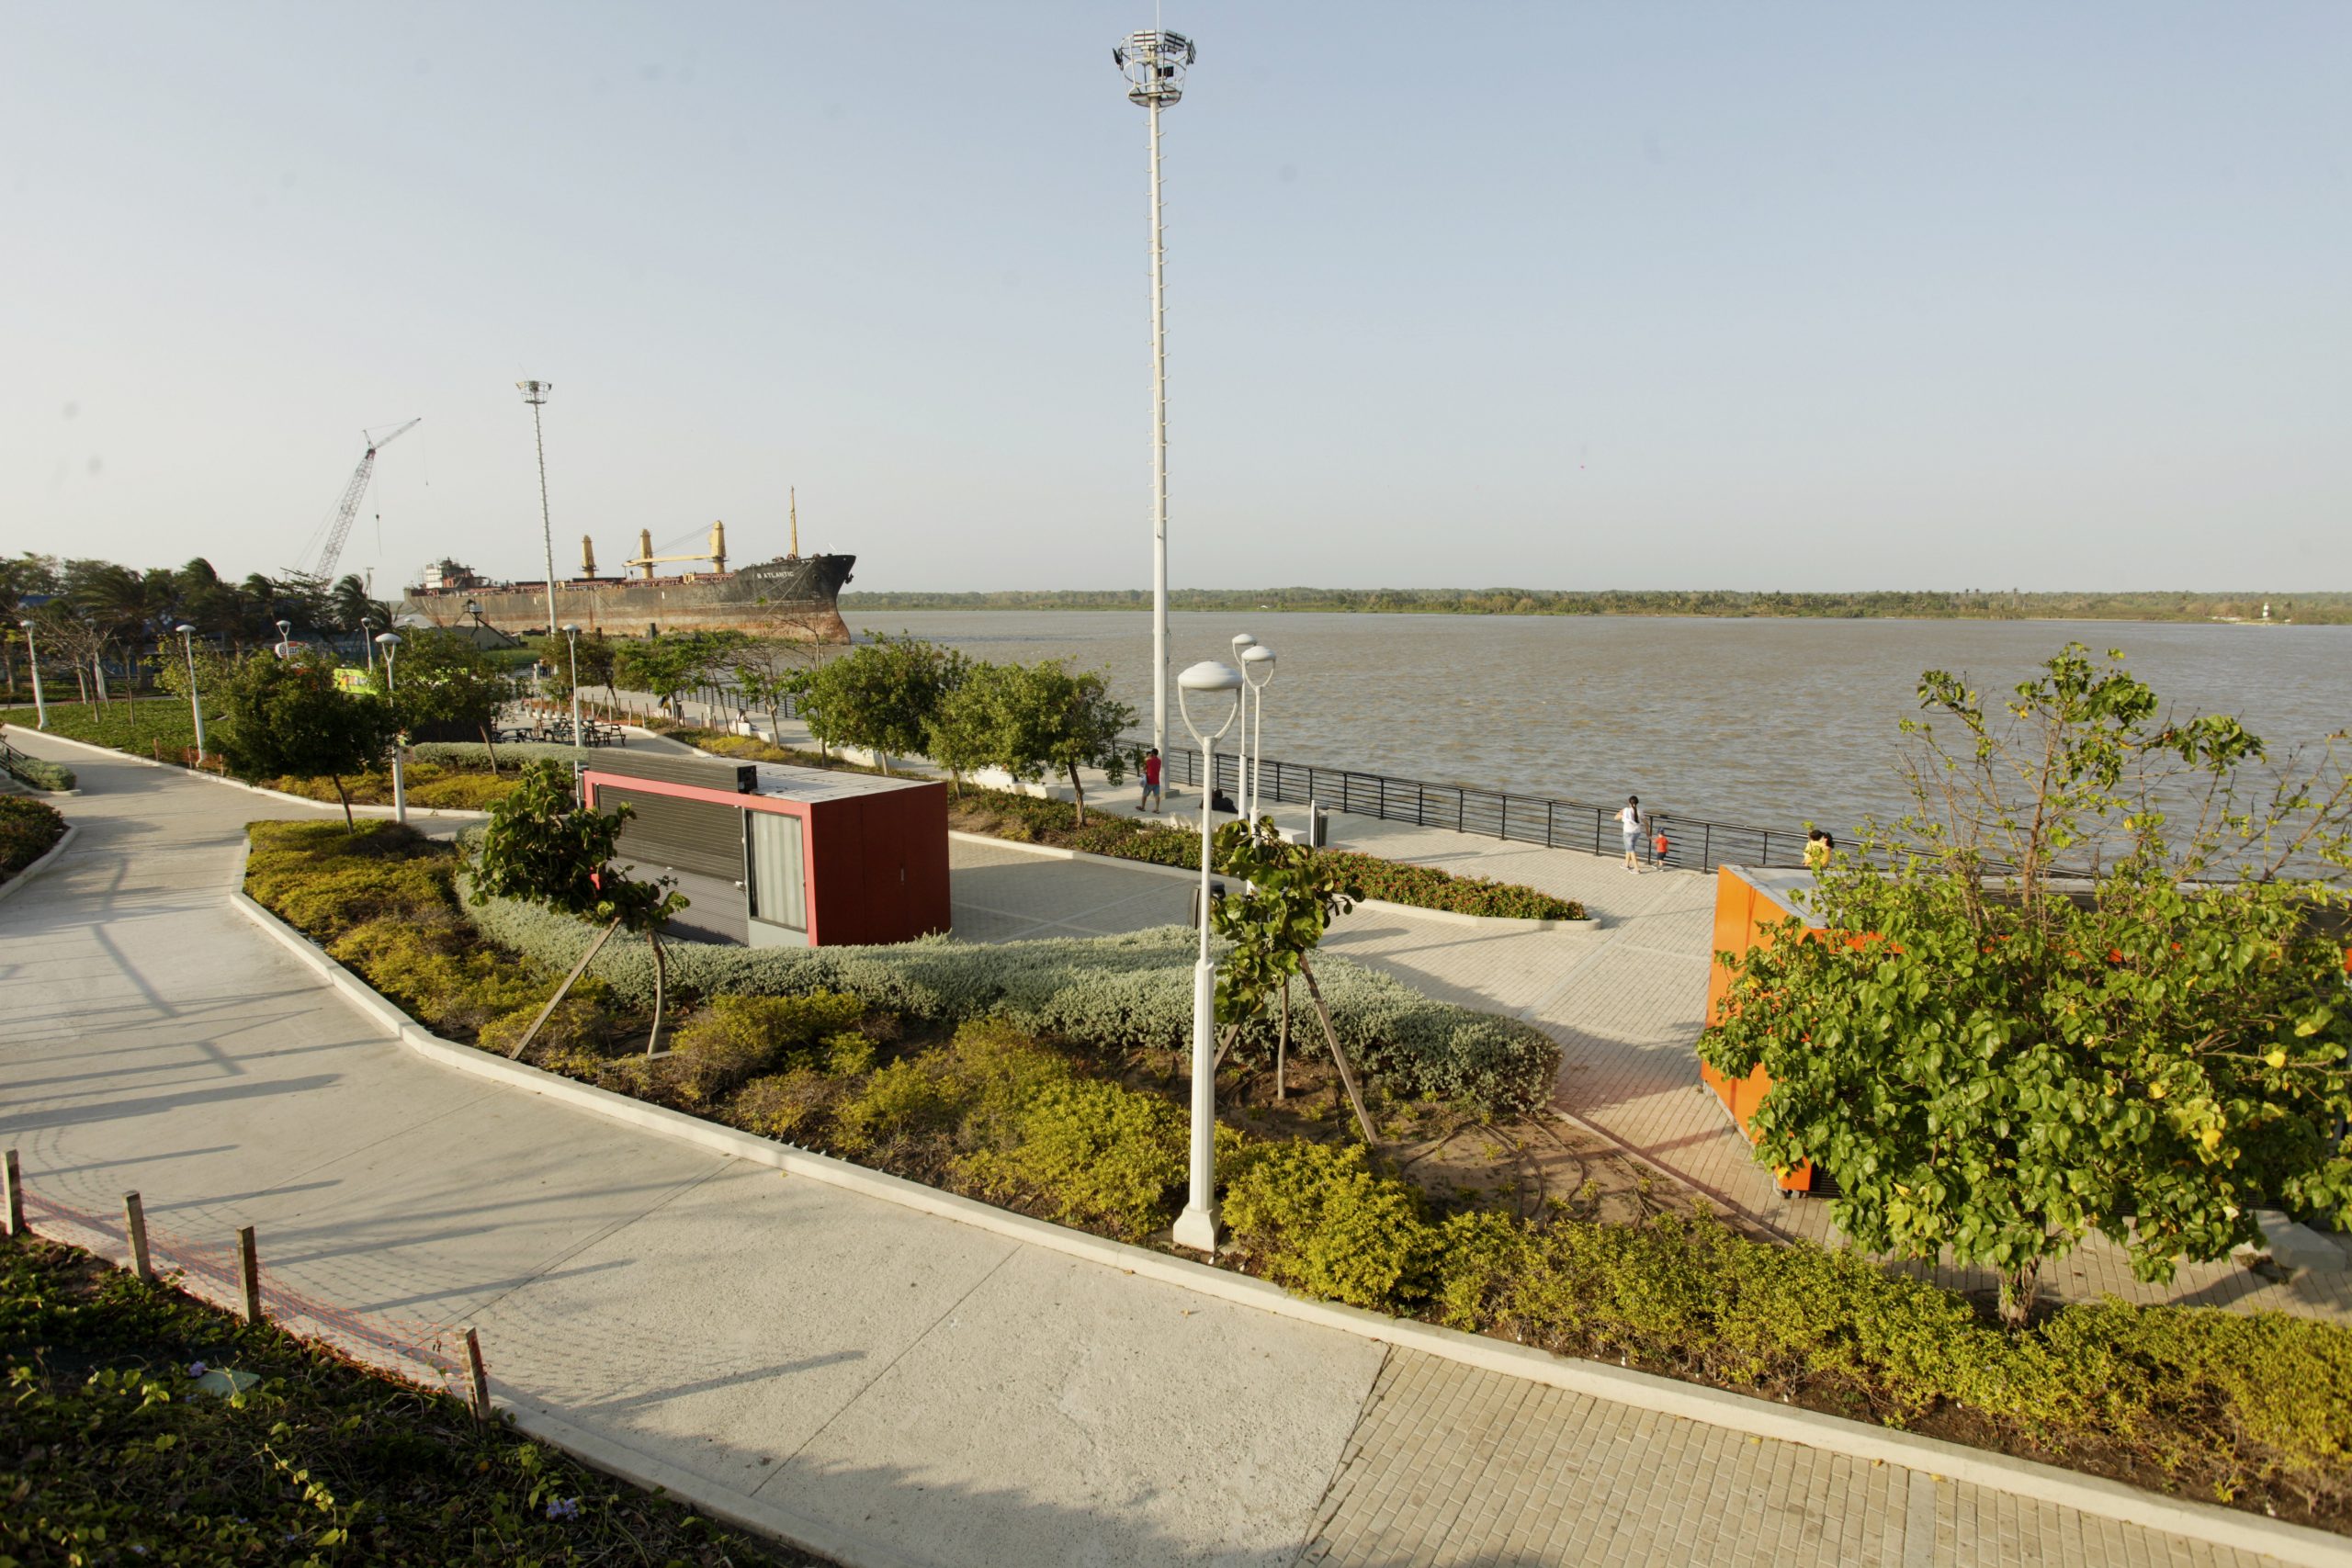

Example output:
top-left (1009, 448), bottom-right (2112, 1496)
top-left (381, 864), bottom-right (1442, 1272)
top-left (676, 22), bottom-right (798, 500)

top-left (1172, 1203), bottom-right (1219, 1255)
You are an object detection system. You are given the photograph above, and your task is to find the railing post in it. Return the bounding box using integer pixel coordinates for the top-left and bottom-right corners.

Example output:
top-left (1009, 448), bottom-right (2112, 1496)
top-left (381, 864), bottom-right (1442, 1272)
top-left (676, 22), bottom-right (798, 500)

top-left (1703, 823), bottom-right (1713, 869)
top-left (1416, 783), bottom-right (1423, 826)
top-left (124, 1192), bottom-right (153, 1282)
top-left (1592, 811), bottom-right (1602, 855)
top-left (1378, 775), bottom-right (1386, 819)
top-left (236, 1226), bottom-right (262, 1324)
top-left (1458, 792), bottom-right (1465, 834)
top-left (1546, 799), bottom-right (1555, 848)
top-left (465, 1327), bottom-right (492, 1421)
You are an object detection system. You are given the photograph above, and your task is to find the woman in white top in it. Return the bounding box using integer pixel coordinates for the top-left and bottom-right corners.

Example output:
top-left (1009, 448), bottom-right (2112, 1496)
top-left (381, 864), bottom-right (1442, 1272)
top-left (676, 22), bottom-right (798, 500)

top-left (1619, 795), bottom-right (1643, 873)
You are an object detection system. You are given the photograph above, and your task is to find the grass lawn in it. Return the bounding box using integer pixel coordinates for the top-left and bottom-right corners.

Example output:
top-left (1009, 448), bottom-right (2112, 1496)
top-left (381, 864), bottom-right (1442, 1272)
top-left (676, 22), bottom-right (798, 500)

top-left (0, 1233), bottom-right (825, 1564)
top-left (2, 696), bottom-right (198, 762)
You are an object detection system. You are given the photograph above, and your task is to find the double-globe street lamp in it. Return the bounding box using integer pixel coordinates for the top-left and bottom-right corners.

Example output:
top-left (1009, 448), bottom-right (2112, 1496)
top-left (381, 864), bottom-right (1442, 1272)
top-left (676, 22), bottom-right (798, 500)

top-left (174, 624), bottom-right (207, 760)
top-left (1172, 657), bottom-right (1243, 1254)
top-left (1241, 644), bottom-right (1275, 822)
top-left (374, 632), bottom-right (407, 827)
top-left (18, 620), bottom-right (47, 729)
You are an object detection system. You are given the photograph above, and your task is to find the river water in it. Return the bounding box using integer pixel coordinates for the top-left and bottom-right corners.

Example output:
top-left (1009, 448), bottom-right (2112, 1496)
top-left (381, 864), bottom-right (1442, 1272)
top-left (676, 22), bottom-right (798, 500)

top-left (842, 611), bottom-right (2352, 839)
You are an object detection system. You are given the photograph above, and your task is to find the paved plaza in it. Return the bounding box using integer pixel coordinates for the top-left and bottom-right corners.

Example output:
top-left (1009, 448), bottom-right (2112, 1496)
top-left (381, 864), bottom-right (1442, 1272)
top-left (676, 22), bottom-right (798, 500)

top-left (6, 725), bottom-right (2328, 1565)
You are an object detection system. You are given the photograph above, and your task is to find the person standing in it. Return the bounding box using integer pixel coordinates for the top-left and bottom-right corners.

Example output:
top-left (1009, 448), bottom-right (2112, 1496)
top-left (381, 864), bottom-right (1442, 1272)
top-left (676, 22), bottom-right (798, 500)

top-left (1619, 795), bottom-right (1644, 873)
top-left (1140, 747), bottom-right (1163, 813)
top-left (1804, 829), bottom-right (1829, 873)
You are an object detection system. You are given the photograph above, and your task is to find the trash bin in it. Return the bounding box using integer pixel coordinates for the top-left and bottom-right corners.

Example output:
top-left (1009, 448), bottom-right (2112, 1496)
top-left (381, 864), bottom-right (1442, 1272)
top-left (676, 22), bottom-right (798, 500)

top-left (1187, 879), bottom-right (1227, 926)
top-left (1306, 801), bottom-right (1329, 848)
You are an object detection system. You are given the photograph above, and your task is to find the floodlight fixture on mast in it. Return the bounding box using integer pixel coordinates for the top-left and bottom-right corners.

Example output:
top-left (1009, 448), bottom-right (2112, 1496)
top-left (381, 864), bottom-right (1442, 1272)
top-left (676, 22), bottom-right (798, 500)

top-left (1113, 26), bottom-right (1197, 773)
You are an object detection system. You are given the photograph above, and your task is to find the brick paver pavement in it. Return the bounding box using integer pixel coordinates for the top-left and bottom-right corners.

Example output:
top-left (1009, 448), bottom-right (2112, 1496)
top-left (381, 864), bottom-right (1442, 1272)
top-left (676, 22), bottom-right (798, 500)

top-left (1296, 1350), bottom-right (2290, 1568)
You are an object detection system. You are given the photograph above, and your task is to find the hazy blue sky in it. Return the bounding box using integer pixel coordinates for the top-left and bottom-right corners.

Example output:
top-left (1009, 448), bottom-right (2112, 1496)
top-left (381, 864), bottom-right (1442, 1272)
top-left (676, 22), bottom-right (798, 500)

top-left (4, 2), bottom-right (2345, 593)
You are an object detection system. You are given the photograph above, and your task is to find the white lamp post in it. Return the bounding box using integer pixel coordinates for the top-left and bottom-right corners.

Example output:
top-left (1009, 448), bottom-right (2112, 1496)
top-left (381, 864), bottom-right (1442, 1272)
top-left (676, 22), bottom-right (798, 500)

top-left (375, 632), bottom-right (406, 826)
top-left (274, 619), bottom-right (294, 660)
top-left (1241, 643), bottom-right (1275, 823)
top-left (175, 624), bottom-right (207, 760)
top-left (562, 623), bottom-right (583, 754)
top-left (1228, 632), bottom-right (1254, 812)
top-left (18, 620), bottom-right (46, 729)
top-left (1173, 657), bottom-right (1243, 1254)
top-left (516, 380), bottom-right (560, 639)
top-left (1114, 29), bottom-right (1197, 772)
top-left (360, 617), bottom-right (377, 675)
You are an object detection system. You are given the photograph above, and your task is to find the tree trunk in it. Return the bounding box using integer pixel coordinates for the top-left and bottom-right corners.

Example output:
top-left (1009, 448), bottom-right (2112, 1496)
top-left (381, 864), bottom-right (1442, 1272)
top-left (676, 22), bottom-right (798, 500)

top-left (1298, 959), bottom-right (1377, 1144)
top-left (1069, 763), bottom-right (1088, 829)
top-left (645, 931), bottom-right (668, 1055)
top-left (479, 723), bottom-right (500, 773)
top-left (510, 917), bottom-right (624, 1059)
top-left (1277, 978), bottom-right (1291, 1100)
top-left (330, 773), bottom-right (355, 831)
top-left (1997, 1260), bottom-right (2041, 1330)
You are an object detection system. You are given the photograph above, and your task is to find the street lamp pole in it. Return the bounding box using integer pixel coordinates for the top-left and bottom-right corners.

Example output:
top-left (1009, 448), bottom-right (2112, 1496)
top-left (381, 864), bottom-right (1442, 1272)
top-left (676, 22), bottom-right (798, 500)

top-left (1229, 631), bottom-right (1254, 814)
top-left (1114, 29), bottom-right (1197, 777)
top-left (1241, 643), bottom-right (1275, 823)
top-left (175, 624), bottom-right (207, 760)
top-left (375, 633), bottom-right (406, 827)
top-left (360, 617), bottom-right (377, 675)
top-left (18, 621), bottom-right (46, 729)
top-left (516, 380), bottom-right (559, 640)
top-left (563, 623), bottom-right (583, 756)
top-left (1173, 657), bottom-right (1242, 1255)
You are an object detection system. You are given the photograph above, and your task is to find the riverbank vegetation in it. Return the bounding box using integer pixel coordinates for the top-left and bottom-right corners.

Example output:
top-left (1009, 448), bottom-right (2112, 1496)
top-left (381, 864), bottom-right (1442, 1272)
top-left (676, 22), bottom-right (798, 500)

top-left (243, 816), bottom-right (2352, 1530)
top-left (0, 1234), bottom-right (822, 1564)
top-left (841, 586), bottom-right (2352, 624)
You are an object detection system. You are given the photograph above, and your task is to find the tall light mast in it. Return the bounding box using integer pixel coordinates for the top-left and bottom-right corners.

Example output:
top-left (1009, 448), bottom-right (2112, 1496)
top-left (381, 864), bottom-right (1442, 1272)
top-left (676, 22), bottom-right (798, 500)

top-left (516, 379), bottom-right (558, 637)
top-left (1114, 28), bottom-right (1196, 767)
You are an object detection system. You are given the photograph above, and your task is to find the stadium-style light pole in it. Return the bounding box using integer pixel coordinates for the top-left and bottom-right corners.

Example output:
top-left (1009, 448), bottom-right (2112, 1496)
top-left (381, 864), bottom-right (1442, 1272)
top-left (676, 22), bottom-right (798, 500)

top-left (562, 623), bottom-right (583, 755)
top-left (175, 624), bottom-right (207, 760)
top-left (1241, 643), bottom-right (1275, 822)
top-left (18, 620), bottom-right (47, 729)
top-left (1173, 657), bottom-right (1242, 1255)
top-left (516, 380), bottom-right (560, 639)
top-left (375, 632), bottom-right (407, 826)
top-left (1114, 28), bottom-right (1197, 776)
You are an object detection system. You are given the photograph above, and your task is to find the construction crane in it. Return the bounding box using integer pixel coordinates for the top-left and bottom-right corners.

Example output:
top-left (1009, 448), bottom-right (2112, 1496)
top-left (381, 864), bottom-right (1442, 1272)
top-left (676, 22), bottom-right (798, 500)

top-left (298, 419), bottom-right (420, 584)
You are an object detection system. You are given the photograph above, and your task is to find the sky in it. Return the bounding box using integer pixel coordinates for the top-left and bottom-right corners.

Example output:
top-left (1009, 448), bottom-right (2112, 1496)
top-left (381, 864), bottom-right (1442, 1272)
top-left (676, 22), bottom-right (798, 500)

top-left (2, 2), bottom-right (2345, 594)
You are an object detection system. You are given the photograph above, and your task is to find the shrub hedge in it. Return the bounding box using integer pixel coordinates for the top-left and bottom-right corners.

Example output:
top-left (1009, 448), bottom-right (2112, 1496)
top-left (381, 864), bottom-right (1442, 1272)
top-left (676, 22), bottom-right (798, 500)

top-left (460, 878), bottom-right (1560, 1115)
top-left (0, 1235), bottom-right (817, 1564)
top-left (0, 749), bottom-right (74, 791)
top-left (258, 762), bottom-right (522, 810)
top-left (0, 795), bottom-right (67, 881)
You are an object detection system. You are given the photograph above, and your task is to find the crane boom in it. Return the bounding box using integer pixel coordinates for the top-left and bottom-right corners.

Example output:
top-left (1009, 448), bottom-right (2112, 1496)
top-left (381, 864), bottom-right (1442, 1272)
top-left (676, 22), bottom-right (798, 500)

top-left (307, 418), bottom-right (421, 583)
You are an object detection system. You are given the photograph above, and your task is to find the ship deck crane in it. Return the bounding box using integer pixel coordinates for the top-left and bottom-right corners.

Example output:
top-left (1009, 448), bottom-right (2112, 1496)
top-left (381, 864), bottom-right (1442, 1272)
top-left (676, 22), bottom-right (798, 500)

top-left (299, 419), bottom-right (420, 584)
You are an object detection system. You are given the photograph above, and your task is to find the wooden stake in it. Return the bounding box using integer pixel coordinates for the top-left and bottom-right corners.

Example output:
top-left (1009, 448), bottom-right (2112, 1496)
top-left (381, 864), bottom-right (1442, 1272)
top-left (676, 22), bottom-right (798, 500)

top-left (1299, 962), bottom-right (1379, 1145)
top-left (1276, 978), bottom-right (1291, 1101)
top-left (2, 1150), bottom-right (21, 1237)
top-left (465, 1327), bottom-right (492, 1420)
top-left (509, 916), bottom-right (624, 1059)
top-left (236, 1226), bottom-right (262, 1323)
top-left (123, 1192), bottom-right (153, 1282)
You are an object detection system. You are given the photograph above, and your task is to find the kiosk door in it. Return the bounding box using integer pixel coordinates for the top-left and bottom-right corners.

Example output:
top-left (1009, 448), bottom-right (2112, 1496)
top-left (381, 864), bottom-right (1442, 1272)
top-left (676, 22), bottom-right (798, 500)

top-left (746, 810), bottom-right (808, 947)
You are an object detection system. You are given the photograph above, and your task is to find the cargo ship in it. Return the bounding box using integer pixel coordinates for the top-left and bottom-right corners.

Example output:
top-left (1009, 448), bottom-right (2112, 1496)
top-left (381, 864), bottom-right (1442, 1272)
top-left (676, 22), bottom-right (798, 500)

top-left (397, 497), bottom-right (854, 643)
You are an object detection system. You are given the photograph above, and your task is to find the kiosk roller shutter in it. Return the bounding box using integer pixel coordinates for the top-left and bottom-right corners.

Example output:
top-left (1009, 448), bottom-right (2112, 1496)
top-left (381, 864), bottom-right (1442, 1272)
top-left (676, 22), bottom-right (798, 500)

top-left (601, 787), bottom-right (744, 880)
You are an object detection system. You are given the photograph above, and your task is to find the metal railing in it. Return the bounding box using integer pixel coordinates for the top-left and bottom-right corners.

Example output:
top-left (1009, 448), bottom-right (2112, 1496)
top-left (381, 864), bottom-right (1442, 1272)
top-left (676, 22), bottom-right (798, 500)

top-left (677, 682), bottom-right (1812, 875)
top-left (1148, 738), bottom-right (1812, 874)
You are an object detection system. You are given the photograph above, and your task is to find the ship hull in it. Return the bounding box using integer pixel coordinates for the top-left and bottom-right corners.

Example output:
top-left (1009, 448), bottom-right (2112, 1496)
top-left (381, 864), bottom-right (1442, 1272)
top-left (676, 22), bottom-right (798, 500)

top-left (399, 554), bottom-right (855, 642)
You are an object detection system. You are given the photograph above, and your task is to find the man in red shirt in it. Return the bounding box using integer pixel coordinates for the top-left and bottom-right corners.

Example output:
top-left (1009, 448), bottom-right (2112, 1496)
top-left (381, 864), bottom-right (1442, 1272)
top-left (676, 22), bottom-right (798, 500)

top-left (1140, 748), bottom-right (1163, 813)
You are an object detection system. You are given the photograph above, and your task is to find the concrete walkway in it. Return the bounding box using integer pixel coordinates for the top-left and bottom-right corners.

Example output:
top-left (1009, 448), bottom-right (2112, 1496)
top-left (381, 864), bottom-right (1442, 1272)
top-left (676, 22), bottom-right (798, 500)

top-left (0, 729), bottom-right (2306, 1568)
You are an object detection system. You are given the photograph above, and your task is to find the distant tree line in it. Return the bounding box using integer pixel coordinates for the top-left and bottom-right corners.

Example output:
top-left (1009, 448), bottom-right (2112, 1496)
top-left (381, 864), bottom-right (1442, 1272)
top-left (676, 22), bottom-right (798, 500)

top-left (841, 586), bottom-right (2352, 625)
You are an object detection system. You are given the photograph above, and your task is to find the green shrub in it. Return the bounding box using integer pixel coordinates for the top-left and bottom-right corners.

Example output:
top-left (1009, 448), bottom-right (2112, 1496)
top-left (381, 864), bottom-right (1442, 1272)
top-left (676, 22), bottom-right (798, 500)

top-left (477, 994), bottom-right (614, 1059)
top-left (1223, 1141), bottom-right (1435, 1309)
top-left (0, 795), bottom-right (67, 879)
top-left (823, 1030), bottom-right (877, 1075)
top-left (0, 751), bottom-right (74, 791)
top-left (327, 916), bottom-right (546, 1037)
top-left (832, 1057), bottom-right (962, 1156)
top-left (462, 886), bottom-right (1561, 1116)
top-left (727, 1067), bottom-right (845, 1141)
top-left (244, 819), bottom-right (448, 932)
top-left (957, 1077), bottom-right (1186, 1240)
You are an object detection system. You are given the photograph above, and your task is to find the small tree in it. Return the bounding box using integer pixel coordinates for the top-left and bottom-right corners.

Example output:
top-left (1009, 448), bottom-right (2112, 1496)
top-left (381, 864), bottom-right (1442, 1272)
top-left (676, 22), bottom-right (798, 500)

top-left (729, 636), bottom-right (821, 738)
top-left (926, 659), bottom-right (1135, 822)
top-left (375, 628), bottom-right (514, 760)
top-left (471, 760), bottom-right (689, 1055)
top-left (615, 630), bottom-right (746, 720)
top-left (1211, 820), bottom-right (1377, 1141)
top-left (532, 631), bottom-right (619, 710)
top-left (801, 632), bottom-right (966, 774)
top-left (211, 649), bottom-right (398, 829)
top-left (1700, 645), bottom-right (2352, 1326)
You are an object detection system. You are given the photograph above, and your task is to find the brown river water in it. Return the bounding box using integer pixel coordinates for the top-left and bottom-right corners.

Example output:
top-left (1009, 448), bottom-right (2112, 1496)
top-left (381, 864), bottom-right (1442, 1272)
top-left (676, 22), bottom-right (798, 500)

top-left (841, 611), bottom-right (2352, 840)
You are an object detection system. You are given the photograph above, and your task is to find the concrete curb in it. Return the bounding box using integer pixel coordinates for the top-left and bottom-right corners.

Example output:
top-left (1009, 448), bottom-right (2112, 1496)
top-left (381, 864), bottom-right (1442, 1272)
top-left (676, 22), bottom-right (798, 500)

top-left (946, 829), bottom-right (1597, 931)
top-left (224, 862), bottom-right (2352, 1567)
top-left (0, 823), bottom-right (79, 906)
top-left (1, 726), bottom-right (491, 820)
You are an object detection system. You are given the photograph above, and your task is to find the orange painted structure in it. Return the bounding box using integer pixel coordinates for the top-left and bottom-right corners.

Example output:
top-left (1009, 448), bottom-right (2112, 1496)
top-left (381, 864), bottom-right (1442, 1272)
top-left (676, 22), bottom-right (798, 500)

top-left (1701, 864), bottom-right (1830, 1194)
